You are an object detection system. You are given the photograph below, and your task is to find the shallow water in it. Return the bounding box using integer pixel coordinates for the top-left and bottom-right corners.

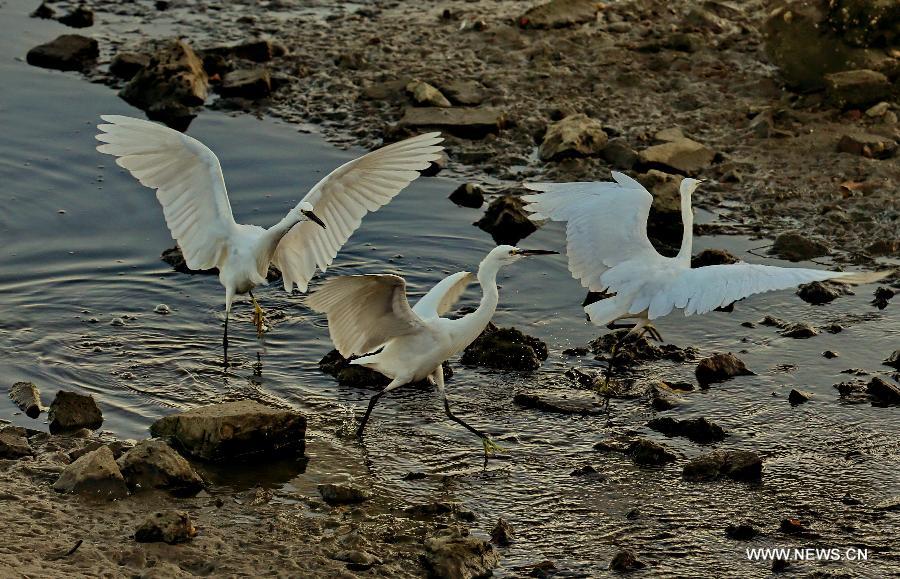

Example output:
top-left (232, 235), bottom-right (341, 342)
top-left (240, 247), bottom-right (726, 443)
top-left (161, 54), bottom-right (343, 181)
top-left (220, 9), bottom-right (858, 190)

top-left (1, 2), bottom-right (898, 576)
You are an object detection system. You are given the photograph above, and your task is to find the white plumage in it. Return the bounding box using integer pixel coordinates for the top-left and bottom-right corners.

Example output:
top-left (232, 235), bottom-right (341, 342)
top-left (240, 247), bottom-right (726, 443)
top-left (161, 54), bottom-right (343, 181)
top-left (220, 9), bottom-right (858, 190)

top-left (96, 114), bottom-right (443, 350)
top-left (523, 172), bottom-right (884, 335)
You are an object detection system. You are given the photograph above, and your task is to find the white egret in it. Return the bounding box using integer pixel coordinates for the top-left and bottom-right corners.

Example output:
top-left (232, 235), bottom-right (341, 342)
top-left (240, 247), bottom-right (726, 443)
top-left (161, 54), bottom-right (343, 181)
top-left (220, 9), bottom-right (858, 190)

top-left (306, 245), bottom-right (557, 457)
top-left (96, 115), bottom-right (443, 352)
top-left (523, 173), bottom-right (886, 409)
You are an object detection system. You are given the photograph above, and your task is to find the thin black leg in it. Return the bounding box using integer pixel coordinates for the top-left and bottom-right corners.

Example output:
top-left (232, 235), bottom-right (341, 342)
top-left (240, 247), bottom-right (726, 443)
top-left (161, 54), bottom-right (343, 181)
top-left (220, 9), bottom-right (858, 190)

top-left (223, 311), bottom-right (229, 364)
top-left (357, 391), bottom-right (386, 438)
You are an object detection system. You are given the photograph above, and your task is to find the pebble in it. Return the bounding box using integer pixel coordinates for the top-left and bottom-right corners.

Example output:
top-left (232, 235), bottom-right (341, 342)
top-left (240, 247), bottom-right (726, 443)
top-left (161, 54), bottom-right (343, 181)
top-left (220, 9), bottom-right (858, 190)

top-left (154, 304), bottom-right (171, 315)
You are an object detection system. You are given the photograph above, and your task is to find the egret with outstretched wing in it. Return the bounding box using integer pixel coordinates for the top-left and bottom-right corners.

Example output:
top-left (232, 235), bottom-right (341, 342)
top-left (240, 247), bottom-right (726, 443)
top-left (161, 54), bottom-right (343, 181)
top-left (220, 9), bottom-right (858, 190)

top-left (96, 115), bottom-right (442, 352)
top-left (306, 245), bottom-right (556, 458)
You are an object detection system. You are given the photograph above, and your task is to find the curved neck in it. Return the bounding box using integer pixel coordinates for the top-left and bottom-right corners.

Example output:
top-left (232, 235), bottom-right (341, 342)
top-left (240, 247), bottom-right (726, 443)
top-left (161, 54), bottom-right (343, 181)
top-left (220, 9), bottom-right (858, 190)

top-left (454, 257), bottom-right (502, 348)
top-left (260, 213), bottom-right (302, 261)
top-left (675, 188), bottom-right (694, 264)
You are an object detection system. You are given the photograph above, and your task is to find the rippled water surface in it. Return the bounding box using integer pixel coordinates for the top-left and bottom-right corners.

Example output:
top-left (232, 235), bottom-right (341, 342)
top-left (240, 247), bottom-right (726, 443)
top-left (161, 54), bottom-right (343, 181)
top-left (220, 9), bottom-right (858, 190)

top-left (1, 3), bottom-right (898, 576)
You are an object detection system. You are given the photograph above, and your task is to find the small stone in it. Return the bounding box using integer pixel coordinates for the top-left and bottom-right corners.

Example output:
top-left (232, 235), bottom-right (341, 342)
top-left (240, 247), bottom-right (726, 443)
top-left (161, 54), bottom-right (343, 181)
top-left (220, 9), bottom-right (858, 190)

top-left (48, 390), bottom-right (103, 433)
top-left (638, 138), bottom-right (715, 175)
top-left (318, 482), bottom-right (371, 505)
top-left (53, 446), bottom-right (128, 499)
top-left (449, 183), bottom-right (485, 208)
top-left (770, 231), bottom-right (830, 261)
top-left (219, 68), bottom-right (272, 99)
top-left (26, 34), bottom-right (98, 71)
top-left (116, 439), bottom-right (204, 496)
top-left (788, 389), bottom-right (812, 405)
top-left (474, 196), bottom-right (537, 245)
top-left (0, 427), bottom-right (33, 459)
top-left (609, 549), bottom-right (645, 572)
top-left (646, 417), bottom-right (726, 444)
top-left (696, 353), bottom-right (753, 387)
top-left (518, 0), bottom-right (598, 29)
top-left (872, 286), bottom-right (895, 310)
top-left (601, 138), bottom-right (638, 170)
top-left (823, 350), bottom-right (839, 359)
top-left (841, 493), bottom-right (862, 505)
top-left (884, 350), bottom-right (900, 369)
top-left (424, 533), bottom-right (499, 579)
top-left (779, 518), bottom-right (807, 535)
top-left (438, 80), bottom-right (485, 106)
top-left (691, 249), bottom-right (740, 268)
top-left (134, 510), bottom-right (196, 544)
top-left (110, 317), bottom-right (125, 327)
top-left (461, 324), bottom-right (547, 370)
top-left (865, 102), bottom-right (890, 117)
top-left (58, 4), bottom-right (94, 28)
top-left (780, 322), bottom-right (818, 339)
top-left (109, 52), bottom-right (150, 80)
top-left (570, 464), bottom-right (603, 478)
top-left (154, 304), bottom-right (171, 315)
top-left (538, 114), bottom-right (608, 161)
top-left (867, 376), bottom-right (900, 404)
top-left (824, 69), bottom-right (891, 110)
top-left (682, 450), bottom-right (762, 482)
top-left (31, 2), bottom-right (54, 19)
top-left (797, 281), bottom-right (846, 305)
top-left (406, 80), bottom-right (451, 108)
top-left (490, 517), bottom-right (515, 545)
top-left (514, 392), bottom-right (603, 416)
top-left (725, 522), bottom-right (758, 540)
top-left (627, 439), bottom-right (677, 466)
top-left (231, 39), bottom-right (281, 62)
top-left (9, 381), bottom-right (42, 419)
top-left (399, 107), bottom-right (506, 139)
top-left (837, 132), bottom-right (897, 159)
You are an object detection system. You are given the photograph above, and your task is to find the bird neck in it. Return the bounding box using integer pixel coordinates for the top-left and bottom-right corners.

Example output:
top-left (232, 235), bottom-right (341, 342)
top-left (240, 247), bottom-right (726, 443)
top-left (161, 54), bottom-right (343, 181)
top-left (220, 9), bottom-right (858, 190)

top-left (675, 187), bottom-right (694, 265)
top-left (461, 256), bottom-right (502, 334)
top-left (261, 213), bottom-right (302, 254)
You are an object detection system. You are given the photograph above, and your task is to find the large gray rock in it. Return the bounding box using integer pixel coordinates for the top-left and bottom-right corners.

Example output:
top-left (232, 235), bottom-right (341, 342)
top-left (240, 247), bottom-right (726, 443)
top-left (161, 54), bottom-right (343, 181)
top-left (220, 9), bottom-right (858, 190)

top-left (518, 0), bottom-right (599, 29)
top-left (9, 381), bottom-right (42, 419)
top-left (539, 114), bottom-right (608, 161)
top-left (399, 107), bottom-right (506, 139)
top-left (48, 390), bottom-right (103, 433)
top-left (26, 34), bottom-right (98, 71)
top-left (53, 446), bottom-right (128, 499)
top-left (134, 510), bottom-right (196, 544)
top-left (638, 138), bottom-right (715, 175)
top-left (116, 439), bottom-right (204, 495)
top-left (424, 532), bottom-right (499, 579)
top-left (0, 427), bottom-right (33, 459)
top-left (120, 40), bottom-right (208, 129)
top-left (149, 401), bottom-right (306, 461)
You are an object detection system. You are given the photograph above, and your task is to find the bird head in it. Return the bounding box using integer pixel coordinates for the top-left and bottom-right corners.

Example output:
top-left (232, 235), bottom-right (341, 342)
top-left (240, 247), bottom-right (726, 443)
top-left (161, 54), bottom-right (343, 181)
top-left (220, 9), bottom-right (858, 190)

top-left (680, 178), bottom-right (704, 197)
top-left (489, 244), bottom-right (558, 264)
top-left (298, 201), bottom-right (326, 229)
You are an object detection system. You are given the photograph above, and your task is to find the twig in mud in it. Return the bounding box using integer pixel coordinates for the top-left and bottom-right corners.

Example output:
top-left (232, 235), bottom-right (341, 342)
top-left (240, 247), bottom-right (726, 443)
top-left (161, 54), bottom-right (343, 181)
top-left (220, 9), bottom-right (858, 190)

top-left (64, 540), bottom-right (83, 557)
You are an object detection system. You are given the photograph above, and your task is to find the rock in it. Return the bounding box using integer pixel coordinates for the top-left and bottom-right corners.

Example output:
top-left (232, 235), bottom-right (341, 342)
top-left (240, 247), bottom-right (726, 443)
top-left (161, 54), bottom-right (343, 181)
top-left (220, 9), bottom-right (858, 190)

top-left (361, 79), bottom-right (409, 101)
top-left (424, 533), bottom-right (499, 579)
top-left (317, 482), bottom-right (371, 505)
top-left (229, 39), bottom-right (282, 62)
top-left (154, 304), bottom-right (171, 315)
top-left (398, 107), bottom-right (506, 139)
top-left (691, 249), bottom-right (740, 268)
top-left (161, 245), bottom-right (280, 280)
top-left (797, 281), bottom-right (846, 304)
top-left (695, 353), bottom-right (753, 387)
top-left (58, 4), bottom-right (94, 28)
top-left (627, 439), bottom-right (677, 466)
top-left (780, 322), bottom-right (818, 339)
top-left (53, 446), bottom-right (128, 499)
top-left (518, 0), bottom-right (599, 29)
top-left (461, 324), bottom-right (548, 370)
top-left (9, 381), bottom-right (42, 419)
top-left (648, 384), bottom-right (680, 411)
top-left (31, 2), bottom-right (54, 19)
top-left (134, 510), bottom-right (196, 544)
top-left (866, 101), bottom-right (891, 117)
top-left (438, 80), bottom-right (486, 106)
top-left (491, 518), bottom-right (515, 545)
top-left (570, 464), bottom-right (604, 478)
top-left (872, 286), bottom-right (895, 309)
top-left (725, 522), bottom-right (758, 540)
top-left (683, 450), bottom-right (763, 482)
top-left (149, 401), bottom-right (306, 461)
top-left (867, 239), bottom-right (899, 256)
top-left (474, 195), bottom-right (537, 245)
top-left (48, 390), bottom-right (103, 433)
top-left (884, 350), bottom-right (900, 369)
top-left (590, 330), bottom-right (698, 368)
top-left (513, 392), bottom-right (603, 415)
top-left (824, 69), bottom-right (891, 109)
top-left (109, 52), bottom-right (150, 80)
top-left (406, 80), bottom-right (451, 108)
top-left (609, 549), bottom-right (646, 572)
top-left (119, 40), bottom-right (208, 130)
top-left (0, 427), bottom-right (33, 459)
top-left (836, 132), bottom-right (897, 159)
top-left (638, 138), bottom-right (715, 175)
top-left (218, 68), bottom-right (271, 99)
top-left (867, 376), bottom-right (900, 404)
top-left (788, 389), bottom-right (812, 405)
top-left (538, 114), bottom-right (608, 161)
top-left (449, 183), bottom-right (485, 208)
top-left (769, 231), bottom-right (830, 261)
top-left (333, 549), bottom-right (381, 567)
top-left (646, 417), bottom-right (726, 444)
top-left (874, 497), bottom-right (900, 511)
top-left (116, 439), bottom-right (204, 496)
top-left (823, 350), bottom-right (839, 359)
top-left (26, 34), bottom-right (98, 72)
top-left (601, 138), bottom-right (638, 170)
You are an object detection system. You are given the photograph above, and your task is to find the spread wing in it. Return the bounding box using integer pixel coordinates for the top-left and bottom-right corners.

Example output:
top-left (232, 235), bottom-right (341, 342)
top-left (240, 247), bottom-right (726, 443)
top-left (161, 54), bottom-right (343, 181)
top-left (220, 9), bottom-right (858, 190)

top-left (95, 115), bottom-right (238, 271)
top-left (522, 172), bottom-right (663, 292)
top-left (645, 264), bottom-right (873, 319)
top-left (305, 274), bottom-right (425, 357)
top-left (412, 271), bottom-right (475, 319)
top-left (274, 133), bottom-right (444, 293)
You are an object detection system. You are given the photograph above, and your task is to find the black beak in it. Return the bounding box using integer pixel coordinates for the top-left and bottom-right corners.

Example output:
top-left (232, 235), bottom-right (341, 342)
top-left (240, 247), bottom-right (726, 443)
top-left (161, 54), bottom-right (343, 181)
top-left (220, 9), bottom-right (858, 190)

top-left (516, 249), bottom-right (558, 256)
top-left (302, 209), bottom-right (327, 229)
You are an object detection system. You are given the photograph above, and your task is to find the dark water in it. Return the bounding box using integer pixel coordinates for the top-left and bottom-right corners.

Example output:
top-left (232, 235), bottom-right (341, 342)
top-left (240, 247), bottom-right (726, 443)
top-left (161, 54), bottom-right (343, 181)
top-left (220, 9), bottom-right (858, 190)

top-left (2, 2), bottom-right (898, 576)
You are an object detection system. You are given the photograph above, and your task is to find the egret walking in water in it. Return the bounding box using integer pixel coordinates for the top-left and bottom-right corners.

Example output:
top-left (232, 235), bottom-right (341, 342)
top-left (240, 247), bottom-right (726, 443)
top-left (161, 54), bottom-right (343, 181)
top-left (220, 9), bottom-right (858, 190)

top-left (306, 245), bottom-right (557, 458)
top-left (523, 173), bottom-right (886, 409)
top-left (96, 115), bottom-right (443, 352)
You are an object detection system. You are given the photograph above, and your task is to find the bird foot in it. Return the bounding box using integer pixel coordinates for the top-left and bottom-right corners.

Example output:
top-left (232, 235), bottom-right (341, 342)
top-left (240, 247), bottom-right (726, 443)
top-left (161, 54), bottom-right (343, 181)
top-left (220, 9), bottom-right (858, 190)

top-left (251, 301), bottom-right (268, 338)
top-left (482, 437), bottom-right (504, 457)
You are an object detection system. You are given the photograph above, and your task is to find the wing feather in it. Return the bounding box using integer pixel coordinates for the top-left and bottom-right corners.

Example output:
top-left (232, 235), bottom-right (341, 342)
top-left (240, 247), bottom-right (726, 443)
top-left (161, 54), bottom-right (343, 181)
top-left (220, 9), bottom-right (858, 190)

top-left (96, 115), bottom-right (237, 270)
top-left (412, 271), bottom-right (475, 319)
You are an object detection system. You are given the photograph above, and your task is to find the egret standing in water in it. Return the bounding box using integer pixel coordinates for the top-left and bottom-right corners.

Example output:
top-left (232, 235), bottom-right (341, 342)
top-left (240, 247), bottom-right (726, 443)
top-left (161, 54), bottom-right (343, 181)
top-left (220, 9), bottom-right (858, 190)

top-left (306, 245), bottom-right (557, 458)
top-left (96, 115), bottom-right (443, 352)
top-left (523, 173), bottom-right (885, 409)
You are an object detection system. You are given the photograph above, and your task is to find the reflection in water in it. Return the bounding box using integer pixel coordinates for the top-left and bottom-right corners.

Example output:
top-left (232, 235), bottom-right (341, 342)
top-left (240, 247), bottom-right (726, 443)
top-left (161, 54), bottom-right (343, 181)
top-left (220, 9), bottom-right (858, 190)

top-left (1, 2), bottom-right (898, 576)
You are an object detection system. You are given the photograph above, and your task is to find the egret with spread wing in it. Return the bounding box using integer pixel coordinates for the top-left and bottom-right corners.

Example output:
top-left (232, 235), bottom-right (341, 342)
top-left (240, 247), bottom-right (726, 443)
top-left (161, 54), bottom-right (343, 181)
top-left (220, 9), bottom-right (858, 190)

top-left (96, 115), bottom-right (443, 352)
top-left (523, 173), bottom-right (886, 409)
top-left (306, 245), bottom-right (556, 458)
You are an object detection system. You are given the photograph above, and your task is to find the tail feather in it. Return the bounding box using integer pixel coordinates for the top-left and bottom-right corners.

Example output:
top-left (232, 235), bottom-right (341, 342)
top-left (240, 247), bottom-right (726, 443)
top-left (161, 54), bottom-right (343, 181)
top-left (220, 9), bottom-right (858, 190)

top-left (584, 293), bottom-right (633, 327)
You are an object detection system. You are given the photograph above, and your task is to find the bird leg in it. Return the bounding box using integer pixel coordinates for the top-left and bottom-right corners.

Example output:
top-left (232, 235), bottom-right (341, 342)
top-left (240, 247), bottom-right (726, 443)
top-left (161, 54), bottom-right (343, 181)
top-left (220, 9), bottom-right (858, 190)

top-left (248, 290), bottom-right (267, 338)
top-left (356, 390), bottom-right (386, 438)
top-left (222, 310), bottom-right (230, 365)
top-left (597, 322), bottom-right (664, 421)
top-left (443, 398), bottom-right (503, 464)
